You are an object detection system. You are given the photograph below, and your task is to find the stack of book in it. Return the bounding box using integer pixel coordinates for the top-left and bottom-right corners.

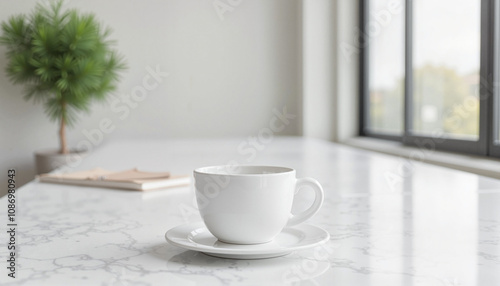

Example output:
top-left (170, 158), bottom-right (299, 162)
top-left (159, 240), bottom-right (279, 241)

top-left (38, 168), bottom-right (190, 191)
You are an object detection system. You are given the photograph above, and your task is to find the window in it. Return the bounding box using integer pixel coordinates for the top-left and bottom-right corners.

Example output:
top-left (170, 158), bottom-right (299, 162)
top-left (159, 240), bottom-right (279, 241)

top-left (360, 0), bottom-right (500, 157)
top-left (366, 0), bottom-right (405, 136)
top-left (412, 0), bottom-right (480, 140)
top-left (492, 0), bottom-right (500, 157)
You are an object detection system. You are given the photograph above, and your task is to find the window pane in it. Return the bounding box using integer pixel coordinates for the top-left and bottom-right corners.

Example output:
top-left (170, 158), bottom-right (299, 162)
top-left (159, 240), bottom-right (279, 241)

top-left (495, 97), bottom-right (500, 145)
top-left (412, 0), bottom-right (480, 140)
top-left (497, 84), bottom-right (500, 143)
top-left (367, 0), bottom-right (405, 135)
top-left (497, 98), bottom-right (500, 143)
top-left (497, 2), bottom-right (500, 146)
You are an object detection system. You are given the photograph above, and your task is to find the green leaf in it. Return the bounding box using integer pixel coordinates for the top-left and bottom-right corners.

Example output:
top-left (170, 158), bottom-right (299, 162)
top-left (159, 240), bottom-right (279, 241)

top-left (0, 0), bottom-right (127, 129)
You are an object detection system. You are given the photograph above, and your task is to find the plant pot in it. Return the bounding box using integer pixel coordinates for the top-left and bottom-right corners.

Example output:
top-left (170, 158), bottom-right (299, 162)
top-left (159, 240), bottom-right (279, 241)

top-left (35, 149), bottom-right (88, 174)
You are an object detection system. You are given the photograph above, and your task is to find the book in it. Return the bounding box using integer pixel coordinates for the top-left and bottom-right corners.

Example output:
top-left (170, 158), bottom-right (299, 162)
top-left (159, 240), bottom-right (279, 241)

top-left (38, 168), bottom-right (190, 191)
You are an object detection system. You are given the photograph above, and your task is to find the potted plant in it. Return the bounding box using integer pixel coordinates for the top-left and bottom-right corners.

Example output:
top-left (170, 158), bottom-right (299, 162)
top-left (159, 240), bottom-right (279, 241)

top-left (0, 0), bottom-right (126, 173)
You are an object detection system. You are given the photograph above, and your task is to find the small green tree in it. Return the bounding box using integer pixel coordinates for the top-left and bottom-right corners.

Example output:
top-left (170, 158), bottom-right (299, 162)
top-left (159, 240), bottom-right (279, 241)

top-left (0, 0), bottom-right (126, 154)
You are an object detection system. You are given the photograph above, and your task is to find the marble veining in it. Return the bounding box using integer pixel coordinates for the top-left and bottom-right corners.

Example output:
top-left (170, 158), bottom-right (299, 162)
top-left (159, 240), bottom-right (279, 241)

top-left (0, 137), bottom-right (499, 285)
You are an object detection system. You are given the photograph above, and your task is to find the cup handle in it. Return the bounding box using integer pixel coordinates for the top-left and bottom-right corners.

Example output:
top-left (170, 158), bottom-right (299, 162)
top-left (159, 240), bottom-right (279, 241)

top-left (286, 177), bottom-right (324, 227)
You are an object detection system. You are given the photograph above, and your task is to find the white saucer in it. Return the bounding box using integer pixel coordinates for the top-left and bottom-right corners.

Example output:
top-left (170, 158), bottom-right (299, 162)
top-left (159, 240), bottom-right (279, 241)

top-left (165, 222), bottom-right (330, 259)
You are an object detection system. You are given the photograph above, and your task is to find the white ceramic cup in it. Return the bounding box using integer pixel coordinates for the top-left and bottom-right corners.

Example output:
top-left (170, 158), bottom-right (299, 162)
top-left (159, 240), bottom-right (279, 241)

top-left (193, 165), bottom-right (324, 244)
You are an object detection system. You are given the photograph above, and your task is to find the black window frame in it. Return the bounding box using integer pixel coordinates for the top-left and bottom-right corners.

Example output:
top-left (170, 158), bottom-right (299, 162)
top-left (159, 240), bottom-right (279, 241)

top-left (360, 0), bottom-right (500, 158)
top-left (491, 0), bottom-right (500, 157)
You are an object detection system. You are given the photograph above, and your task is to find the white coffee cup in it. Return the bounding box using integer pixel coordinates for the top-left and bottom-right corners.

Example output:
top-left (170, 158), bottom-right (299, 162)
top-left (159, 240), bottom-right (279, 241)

top-left (193, 165), bottom-right (324, 244)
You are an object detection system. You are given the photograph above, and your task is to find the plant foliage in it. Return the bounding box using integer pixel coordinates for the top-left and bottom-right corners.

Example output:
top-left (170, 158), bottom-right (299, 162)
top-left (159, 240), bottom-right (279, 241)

top-left (0, 0), bottom-right (126, 152)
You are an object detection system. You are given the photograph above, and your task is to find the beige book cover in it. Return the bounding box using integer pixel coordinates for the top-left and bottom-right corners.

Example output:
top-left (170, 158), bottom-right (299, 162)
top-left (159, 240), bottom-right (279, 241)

top-left (38, 168), bottom-right (190, 191)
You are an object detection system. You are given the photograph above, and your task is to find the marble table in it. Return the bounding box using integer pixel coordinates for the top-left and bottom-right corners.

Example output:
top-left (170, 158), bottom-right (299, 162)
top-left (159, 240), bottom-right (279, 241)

top-left (1, 137), bottom-right (499, 285)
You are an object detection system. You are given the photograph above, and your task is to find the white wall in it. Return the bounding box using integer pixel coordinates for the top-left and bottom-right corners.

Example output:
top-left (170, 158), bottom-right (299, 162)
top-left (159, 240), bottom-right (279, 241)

top-left (302, 0), bottom-right (336, 140)
top-left (0, 0), bottom-right (302, 194)
top-left (334, 0), bottom-right (359, 142)
top-left (302, 0), bottom-right (359, 142)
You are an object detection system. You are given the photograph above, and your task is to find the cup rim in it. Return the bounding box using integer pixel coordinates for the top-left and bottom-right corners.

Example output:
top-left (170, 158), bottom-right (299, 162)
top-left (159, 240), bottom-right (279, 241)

top-left (194, 165), bottom-right (295, 176)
